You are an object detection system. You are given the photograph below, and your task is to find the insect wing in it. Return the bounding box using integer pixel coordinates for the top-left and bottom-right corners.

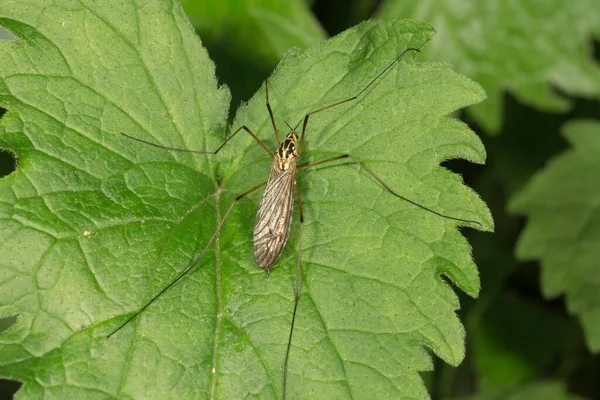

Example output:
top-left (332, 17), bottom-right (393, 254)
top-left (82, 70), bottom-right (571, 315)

top-left (253, 158), bottom-right (297, 270)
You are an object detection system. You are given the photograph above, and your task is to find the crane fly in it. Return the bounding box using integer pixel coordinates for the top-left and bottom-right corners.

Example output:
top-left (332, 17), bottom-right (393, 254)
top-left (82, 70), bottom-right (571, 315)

top-left (253, 129), bottom-right (299, 272)
top-left (109, 47), bottom-right (481, 398)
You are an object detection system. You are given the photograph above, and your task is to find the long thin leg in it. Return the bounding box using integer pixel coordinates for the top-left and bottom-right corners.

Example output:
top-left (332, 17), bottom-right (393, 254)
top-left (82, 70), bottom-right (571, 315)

top-left (121, 124), bottom-right (273, 157)
top-left (156, 197), bottom-right (211, 264)
top-left (265, 80), bottom-right (281, 144)
top-left (298, 154), bottom-right (482, 227)
top-left (282, 183), bottom-right (304, 400)
top-left (298, 47), bottom-right (419, 154)
top-left (123, 78), bottom-right (286, 155)
top-left (107, 180), bottom-right (268, 338)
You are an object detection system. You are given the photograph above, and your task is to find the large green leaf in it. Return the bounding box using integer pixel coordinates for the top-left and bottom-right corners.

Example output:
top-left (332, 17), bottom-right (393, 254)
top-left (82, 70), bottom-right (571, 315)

top-left (376, 0), bottom-right (600, 134)
top-left (511, 120), bottom-right (600, 353)
top-left (0, 1), bottom-right (492, 398)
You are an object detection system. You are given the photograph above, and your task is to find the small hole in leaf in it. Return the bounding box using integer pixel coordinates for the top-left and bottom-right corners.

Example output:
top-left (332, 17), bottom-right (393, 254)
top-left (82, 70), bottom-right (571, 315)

top-left (0, 26), bottom-right (18, 42)
top-left (0, 318), bottom-right (20, 395)
top-left (0, 148), bottom-right (17, 178)
top-left (0, 108), bottom-right (18, 178)
top-left (0, 315), bottom-right (17, 333)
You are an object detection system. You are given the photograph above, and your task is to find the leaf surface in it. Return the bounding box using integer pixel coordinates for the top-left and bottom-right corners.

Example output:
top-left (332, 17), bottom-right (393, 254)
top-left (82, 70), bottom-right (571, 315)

top-left (0, 2), bottom-right (491, 398)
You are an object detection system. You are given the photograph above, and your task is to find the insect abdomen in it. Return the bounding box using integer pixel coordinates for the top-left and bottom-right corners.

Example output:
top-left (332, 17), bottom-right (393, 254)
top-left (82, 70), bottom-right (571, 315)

top-left (253, 158), bottom-right (296, 271)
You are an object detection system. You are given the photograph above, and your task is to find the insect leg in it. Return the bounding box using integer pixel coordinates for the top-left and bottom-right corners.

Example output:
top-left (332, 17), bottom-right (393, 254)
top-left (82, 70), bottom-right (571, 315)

top-left (265, 79), bottom-right (281, 145)
top-left (298, 154), bottom-right (482, 227)
top-left (121, 124), bottom-right (273, 156)
top-left (154, 197), bottom-right (212, 267)
top-left (298, 47), bottom-right (420, 154)
top-left (282, 183), bottom-right (303, 400)
top-left (107, 180), bottom-right (268, 338)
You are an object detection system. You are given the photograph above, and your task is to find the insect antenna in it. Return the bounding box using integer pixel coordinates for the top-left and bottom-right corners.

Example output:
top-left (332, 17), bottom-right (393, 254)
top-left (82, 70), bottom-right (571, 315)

top-left (284, 120), bottom-right (295, 131)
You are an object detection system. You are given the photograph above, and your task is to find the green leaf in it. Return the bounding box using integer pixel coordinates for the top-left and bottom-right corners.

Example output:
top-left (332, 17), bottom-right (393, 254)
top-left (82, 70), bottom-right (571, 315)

top-left (180, 0), bottom-right (326, 107)
top-left (376, 0), bottom-right (600, 134)
top-left (0, 1), bottom-right (492, 398)
top-left (511, 120), bottom-right (600, 353)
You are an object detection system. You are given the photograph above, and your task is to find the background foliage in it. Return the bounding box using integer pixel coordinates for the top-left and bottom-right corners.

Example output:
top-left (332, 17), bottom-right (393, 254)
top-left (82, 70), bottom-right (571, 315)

top-left (0, 0), bottom-right (599, 399)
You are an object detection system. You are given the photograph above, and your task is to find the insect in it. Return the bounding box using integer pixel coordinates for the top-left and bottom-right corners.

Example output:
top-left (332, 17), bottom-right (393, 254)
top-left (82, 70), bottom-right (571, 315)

top-left (108, 47), bottom-right (481, 398)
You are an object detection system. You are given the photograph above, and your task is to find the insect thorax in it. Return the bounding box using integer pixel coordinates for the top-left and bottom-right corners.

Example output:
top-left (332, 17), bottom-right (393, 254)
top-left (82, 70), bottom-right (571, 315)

top-left (276, 132), bottom-right (299, 171)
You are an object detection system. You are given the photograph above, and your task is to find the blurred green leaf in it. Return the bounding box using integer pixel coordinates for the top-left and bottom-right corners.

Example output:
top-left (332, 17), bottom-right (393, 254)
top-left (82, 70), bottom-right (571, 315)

top-left (0, 1), bottom-right (491, 398)
top-left (376, 0), bottom-right (600, 134)
top-left (473, 293), bottom-right (569, 388)
top-left (511, 120), bottom-right (600, 353)
top-left (181, 0), bottom-right (326, 108)
top-left (311, 0), bottom-right (379, 35)
top-left (467, 381), bottom-right (586, 400)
